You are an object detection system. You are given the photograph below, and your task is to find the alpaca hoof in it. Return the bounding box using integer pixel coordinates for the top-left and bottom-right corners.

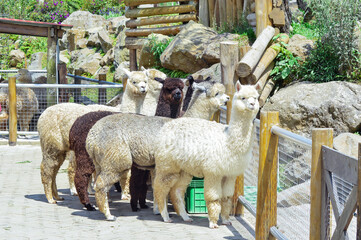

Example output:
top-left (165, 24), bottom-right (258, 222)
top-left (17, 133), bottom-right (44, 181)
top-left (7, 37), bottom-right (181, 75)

top-left (121, 193), bottom-right (130, 200)
top-left (48, 199), bottom-right (57, 204)
top-left (70, 190), bottom-right (78, 196)
top-left (184, 217), bottom-right (193, 222)
top-left (54, 196), bottom-right (64, 201)
top-left (163, 218), bottom-right (173, 223)
top-left (222, 220), bottom-right (232, 226)
top-left (106, 215), bottom-right (116, 221)
top-left (209, 222), bottom-right (219, 229)
top-left (140, 204), bottom-right (149, 209)
top-left (131, 208), bottom-right (140, 212)
top-left (84, 203), bottom-right (96, 211)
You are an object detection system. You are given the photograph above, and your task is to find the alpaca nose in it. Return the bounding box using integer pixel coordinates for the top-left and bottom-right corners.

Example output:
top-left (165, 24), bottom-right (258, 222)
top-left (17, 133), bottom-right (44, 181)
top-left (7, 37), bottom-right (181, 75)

top-left (174, 91), bottom-right (182, 100)
top-left (226, 96), bottom-right (230, 101)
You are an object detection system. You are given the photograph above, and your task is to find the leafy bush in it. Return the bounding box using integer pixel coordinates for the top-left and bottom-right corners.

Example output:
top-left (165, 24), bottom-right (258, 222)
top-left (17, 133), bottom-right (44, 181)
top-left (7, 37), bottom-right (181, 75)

top-left (290, 20), bottom-right (318, 40)
top-left (302, 0), bottom-right (361, 82)
top-left (30, 0), bottom-right (70, 24)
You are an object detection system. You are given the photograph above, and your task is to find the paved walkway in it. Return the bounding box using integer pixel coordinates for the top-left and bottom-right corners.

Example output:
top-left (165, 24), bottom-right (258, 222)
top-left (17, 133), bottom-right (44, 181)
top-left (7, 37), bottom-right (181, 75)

top-left (0, 144), bottom-right (256, 240)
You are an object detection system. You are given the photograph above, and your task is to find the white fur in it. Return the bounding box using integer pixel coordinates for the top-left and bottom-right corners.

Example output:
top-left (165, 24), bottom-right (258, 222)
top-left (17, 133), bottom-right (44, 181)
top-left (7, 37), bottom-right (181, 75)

top-left (153, 82), bottom-right (260, 228)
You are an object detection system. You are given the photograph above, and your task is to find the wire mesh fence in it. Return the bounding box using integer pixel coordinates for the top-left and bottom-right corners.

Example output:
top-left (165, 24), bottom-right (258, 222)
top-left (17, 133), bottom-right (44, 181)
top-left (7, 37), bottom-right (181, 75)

top-left (0, 83), bottom-right (122, 134)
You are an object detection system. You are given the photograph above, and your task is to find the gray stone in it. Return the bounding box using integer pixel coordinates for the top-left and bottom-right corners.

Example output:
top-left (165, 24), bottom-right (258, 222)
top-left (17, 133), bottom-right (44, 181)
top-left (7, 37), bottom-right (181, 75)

top-left (76, 38), bottom-right (88, 49)
top-left (263, 81), bottom-right (361, 137)
top-left (62, 11), bottom-right (107, 31)
top-left (277, 180), bottom-right (310, 207)
top-left (67, 29), bottom-right (86, 51)
top-left (191, 63), bottom-right (222, 83)
top-left (98, 29), bottom-right (113, 53)
top-left (139, 34), bottom-right (171, 69)
top-left (59, 50), bottom-right (70, 65)
top-left (9, 49), bottom-right (26, 67)
top-left (69, 48), bottom-right (102, 76)
top-left (107, 16), bottom-right (128, 36)
top-left (113, 62), bottom-right (130, 83)
top-left (100, 48), bottom-right (114, 66)
top-left (114, 31), bottom-right (129, 67)
top-left (29, 52), bottom-right (45, 70)
top-left (286, 34), bottom-right (314, 61)
top-left (333, 133), bottom-right (361, 158)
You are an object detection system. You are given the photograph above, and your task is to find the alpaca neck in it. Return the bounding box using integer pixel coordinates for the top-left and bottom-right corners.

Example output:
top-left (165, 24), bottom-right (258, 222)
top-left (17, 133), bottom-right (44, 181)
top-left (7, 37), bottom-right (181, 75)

top-left (120, 91), bottom-right (145, 114)
top-left (183, 100), bottom-right (213, 120)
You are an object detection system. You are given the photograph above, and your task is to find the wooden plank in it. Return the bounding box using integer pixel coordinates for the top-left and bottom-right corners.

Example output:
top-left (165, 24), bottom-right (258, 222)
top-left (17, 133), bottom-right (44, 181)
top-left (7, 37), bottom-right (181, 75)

top-left (236, 0), bottom-right (243, 24)
top-left (323, 170), bottom-right (341, 220)
top-left (199, 0), bottom-right (209, 26)
top-left (129, 49), bottom-right (138, 71)
top-left (255, 0), bottom-right (272, 36)
top-left (219, 0), bottom-right (226, 27)
top-left (125, 0), bottom-right (192, 7)
top-left (331, 186), bottom-right (358, 240)
top-left (226, 0), bottom-right (233, 27)
top-left (0, 22), bottom-right (64, 38)
top-left (125, 37), bottom-right (147, 49)
top-left (125, 4), bottom-right (197, 18)
top-left (126, 14), bottom-right (197, 28)
top-left (233, 174), bottom-right (244, 215)
top-left (310, 128), bottom-right (333, 240)
top-left (208, 0), bottom-right (215, 26)
top-left (256, 111), bottom-right (279, 240)
top-left (322, 146), bottom-right (358, 185)
top-left (8, 77), bottom-right (17, 146)
top-left (125, 24), bottom-right (185, 37)
top-left (357, 143), bottom-right (361, 240)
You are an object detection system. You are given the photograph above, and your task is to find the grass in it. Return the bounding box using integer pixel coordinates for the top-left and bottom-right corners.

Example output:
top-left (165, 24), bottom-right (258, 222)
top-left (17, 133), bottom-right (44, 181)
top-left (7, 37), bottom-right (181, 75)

top-left (290, 20), bottom-right (319, 40)
top-left (16, 160), bottom-right (31, 164)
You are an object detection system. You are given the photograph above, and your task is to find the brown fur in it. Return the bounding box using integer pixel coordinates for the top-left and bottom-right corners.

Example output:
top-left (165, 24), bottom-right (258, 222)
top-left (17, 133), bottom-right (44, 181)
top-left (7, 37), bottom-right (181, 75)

top-left (69, 111), bottom-right (116, 210)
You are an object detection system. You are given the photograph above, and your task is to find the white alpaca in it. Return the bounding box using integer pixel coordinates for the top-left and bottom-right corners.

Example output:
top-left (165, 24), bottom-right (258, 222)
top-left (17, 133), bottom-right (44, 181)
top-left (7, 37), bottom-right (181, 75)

top-left (38, 68), bottom-right (152, 204)
top-left (153, 82), bottom-right (260, 228)
top-left (86, 80), bottom-right (230, 220)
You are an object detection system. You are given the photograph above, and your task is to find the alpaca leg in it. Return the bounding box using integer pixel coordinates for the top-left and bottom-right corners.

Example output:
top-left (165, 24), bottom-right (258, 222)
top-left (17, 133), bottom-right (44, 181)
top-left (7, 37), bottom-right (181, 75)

top-left (139, 170), bottom-right (150, 209)
top-left (204, 177), bottom-right (223, 229)
top-left (74, 170), bottom-right (95, 211)
top-left (40, 160), bottom-right (56, 204)
top-left (130, 166), bottom-right (141, 212)
top-left (169, 172), bottom-right (193, 222)
top-left (52, 163), bottom-right (64, 201)
top-left (67, 151), bottom-right (77, 196)
top-left (94, 173), bottom-right (116, 221)
top-left (150, 169), bottom-right (160, 214)
top-left (154, 171), bottom-right (180, 223)
top-left (220, 176), bottom-right (237, 225)
top-left (119, 169), bottom-right (131, 200)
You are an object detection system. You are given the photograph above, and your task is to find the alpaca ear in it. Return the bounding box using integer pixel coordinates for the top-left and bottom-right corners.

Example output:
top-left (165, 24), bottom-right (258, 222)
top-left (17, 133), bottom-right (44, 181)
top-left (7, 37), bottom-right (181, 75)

top-left (184, 75), bottom-right (194, 86)
top-left (123, 68), bottom-right (132, 78)
top-left (193, 83), bottom-right (207, 92)
top-left (204, 76), bottom-right (211, 81)
top-left (140, 66), bottom-right (146, 71)
top-left (254, 82), bottom-right (262, 91)
top-left (154, 77), bottom-right (165, 84)
top-left (235, 81), bottom-right (242, 92)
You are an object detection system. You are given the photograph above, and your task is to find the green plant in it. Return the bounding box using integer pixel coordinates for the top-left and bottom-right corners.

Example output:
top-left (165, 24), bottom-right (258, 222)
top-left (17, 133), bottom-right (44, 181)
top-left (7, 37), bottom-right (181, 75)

top-left (149, 35), bottom-right (173, 62)
top-left (290, 20), bottom-right (318, 40)
top-left (270, 35), bottom-right (301, 87)
top-left (30, 0), bottom-right (70, 23)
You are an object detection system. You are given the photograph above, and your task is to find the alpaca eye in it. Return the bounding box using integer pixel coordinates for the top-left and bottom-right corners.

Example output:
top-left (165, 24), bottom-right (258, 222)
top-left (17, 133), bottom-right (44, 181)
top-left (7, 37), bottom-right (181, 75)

top-left (241, 97), bottom-right (246, 100)
top-left (133, 81), bottom-right (136, 84)
top-left (215, 92), bottom-right (219, 96)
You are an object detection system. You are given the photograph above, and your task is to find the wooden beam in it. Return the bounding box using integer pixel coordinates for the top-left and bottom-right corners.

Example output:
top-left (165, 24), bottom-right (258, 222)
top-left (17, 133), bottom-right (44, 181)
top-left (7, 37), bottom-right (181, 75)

top-left (125, 37), bottom-right (147, 49)
top-left (125, 24), bottom-right (185, 37)
top-left (125, 0), bottom-right (192, 7)
top-left (255, 0), bottom-right (272, 36)
top-left (199, 0), bottom-right (210, 26)
top-left (357, 143), bottom-right (361, 240)
top-left (129, 49), bottom-right (138, 71)
top-left (126, 14), bottom-right (197, 28)
top-left (0, 22), bottom-right (64, 37)
top-left (125, 4), bottom-right (197, 18)
top-left (208, 0), bottom-right (216, 26)
top-left (219, 0), bottom-right (226, 27)
top-left (256, 111), bottom-right (279, 240)
top-left (8, 77), bottom-right (17, 146)
top-left (47, 28), bottom-right (57, 108)
top-left (310, 128), bottom-right (333, 240)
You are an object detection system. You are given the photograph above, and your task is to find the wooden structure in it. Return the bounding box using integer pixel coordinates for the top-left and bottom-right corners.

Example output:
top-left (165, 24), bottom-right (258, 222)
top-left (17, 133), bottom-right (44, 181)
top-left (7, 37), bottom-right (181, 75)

top-left (124, 0), bottom-right (198, 71)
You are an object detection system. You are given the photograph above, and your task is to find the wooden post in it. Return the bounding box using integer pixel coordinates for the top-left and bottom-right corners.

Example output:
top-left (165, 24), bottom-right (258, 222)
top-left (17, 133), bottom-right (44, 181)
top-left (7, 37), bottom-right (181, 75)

top-left (58, 63), bottom-right (69, 103)
top-left (199, 0), bottom-right (209, 26)
top-left (255, 0), bottom-right (272, 37)
top-left (236, 0), bottom-right (243, 24)
top-left (8, 77), bottom-right (17, 146)
top-left (310, 128), bottom-right (333, 240)
top-left (357, 142), bottom-right (361, 240)
top-left (255, 111), bottom-right (279, 240)
top-left (47, 27), bottom-right (58, 107)
top-left (219, 0), bottom-right (226, 28)
top-left (98, 73), bottom-right (107, 105)
top-left (208, 0), bottom-right (215, 27)
top-left (74, 69), bottom-right (82, 104)
top-left (226, 0), bottom-right (233, 27)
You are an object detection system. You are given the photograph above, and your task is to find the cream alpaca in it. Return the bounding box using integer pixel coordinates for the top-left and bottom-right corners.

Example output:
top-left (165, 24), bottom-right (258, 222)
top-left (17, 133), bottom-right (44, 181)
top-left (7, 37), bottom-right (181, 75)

top-left (38, 68), bottom-right (153, 204)
top-left (85, 80), bottom-right (230, 220)
top-left (153, 82), bottom-right (260, 229)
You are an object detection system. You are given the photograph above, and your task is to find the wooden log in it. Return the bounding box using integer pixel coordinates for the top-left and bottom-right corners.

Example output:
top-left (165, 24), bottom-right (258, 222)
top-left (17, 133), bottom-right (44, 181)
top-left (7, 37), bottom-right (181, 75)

top-left (236, 26), bottom-right (275, 78)
top-left (129, 49), bottom-right (138, 71)
top-left (236, 0), bottom-right (243, 24)
top-left (47, 27), bottom-right (57, 108)
top-left (249, 33), bottom-right (289, 82)
top-left (125, 37), bottom-right (147, 49)
top-left (257, 61), bottom-right (274, 90)
top-left (199, 0), bottom-right (209, 26)
top-left (208, 0), bottom-right (216, 26)
top-left (255, 0), bottom-right (272, 36)
top-left (256, 111), bottom-right (279, 240)
top-left (125, 24), bottom-right (185, 37)
top-left (8, 76), bottom-right (17, 146)
top-left (357, 143), bottom-right (361, 240)
top-left (125, 4), bottom-right (197, 18)
top-left (219, 0), bottom-right (226, 27)
top-left (214, 0), bottom-right (220, 27)
top-left (58, 63), bottom-right (69, 103)
top-left (226, 0), bottom-right (233, 27)
top-left (310, 129), bottom-right (333, 240)
top-left (74, 69), bottom-right (82, 104)
top-left (125, 0), bottom-right (192, 7)
top-left (259, 79), bottom-right (274, 107)
top-left (126, 14), bottom-right (197, 28)
top-left (233, 174), bottom-right (244, 216)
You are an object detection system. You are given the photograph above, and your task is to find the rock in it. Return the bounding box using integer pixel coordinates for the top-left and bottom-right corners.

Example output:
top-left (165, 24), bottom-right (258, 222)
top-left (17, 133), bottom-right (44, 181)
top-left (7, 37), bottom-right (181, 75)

top-left (87, 27), bottom-right (104, 48)
top-left (160, 21), bottom-right (226, 73)
top-left (286, 34), bottom-right (314, 61)
top-left (62, 11), bottom-right (107, 31)
top-left (333, 133), bottom-right (361, 158)
top-left (277, 180), bottom-right (310, 207)
top-left (76, 38), bottom-right (88, 49)
top-left (191, 63), bottom-right (221, 83)
top-left (100, 48), bottom-right (114, 66)
top-left (263, 81), bottom-right (361, 137)
top-left (29, 52), bottom-right (45, 70)
top-left (94, 66), bottom-right (110, 79)
top-left (9, 49), bottom-right (26, 67)
top-left (139, 34), bottom-right (171, 69)
top-left (98, 29), bottom-right (113, 53)
top-left (113, 62), bottom-right (130, 83)
top-left (67, 29), bottom-right (86, 51)
top-left (59, 50), bottom-right (70, 65)
top-left (69, 48), bottom-right (102, 76)
top-left (107, 16), bottom-right (128, 36)
top-left (114, 31), bottom-right (129, 68)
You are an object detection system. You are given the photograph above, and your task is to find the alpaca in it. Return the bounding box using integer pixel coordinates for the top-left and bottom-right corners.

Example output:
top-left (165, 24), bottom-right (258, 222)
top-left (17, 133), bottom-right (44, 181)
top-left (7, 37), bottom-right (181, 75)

top-left (153, 82), bottom-right (260, 228)
top-left (85, 79), bottom-right (230, 220)
top-left (38, 68), bottom-right (151, 204)
top-left (69, 77), bottom-right (184, 211)
top-left (0, 87), bottom-right (38, 131)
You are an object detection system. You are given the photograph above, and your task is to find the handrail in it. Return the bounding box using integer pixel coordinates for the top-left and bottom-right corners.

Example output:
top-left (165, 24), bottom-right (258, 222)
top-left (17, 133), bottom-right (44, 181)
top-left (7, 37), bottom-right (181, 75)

top-left (271, 125), bottom-right (312, 147)
top-left (0, 69), bottom-right (47, 73)
top-left (67, 73), bottom-right (120, 85)
top-left (0, 83), bottom-right (123, 88)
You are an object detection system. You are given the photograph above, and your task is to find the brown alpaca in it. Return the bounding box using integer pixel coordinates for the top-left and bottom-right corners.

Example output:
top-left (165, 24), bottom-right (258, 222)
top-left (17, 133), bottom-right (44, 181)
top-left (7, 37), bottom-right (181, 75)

top-left (130, 77), bottom-right (185, 212)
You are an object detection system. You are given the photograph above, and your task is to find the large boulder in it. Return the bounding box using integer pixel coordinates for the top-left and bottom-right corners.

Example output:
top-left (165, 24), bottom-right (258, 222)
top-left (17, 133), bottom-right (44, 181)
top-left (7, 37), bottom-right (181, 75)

top-left (139, 34), bottom-right (171, 69)
top-left (69, 48), bottom-right (102, 76)
top-left (333, 133), bottom-right (361, 158)
top-left (191, 63), bottom-right (221, 83)
top-left (114, 31), bottom-right (129, 67)
top-left (107, 16), bottom-right (128, 36)
top-left (28, 52), bottom-right (45, 70)
top-left (9, 49), bottom-right (26, 67)
top-left (263, 81), bottom-right (361, 137)
top-left (286, 34), bottom-right (314, 61)
top-left (62, 11), bottom-right (107, 30)
top-left (160, 21), bottom-right (242, 73)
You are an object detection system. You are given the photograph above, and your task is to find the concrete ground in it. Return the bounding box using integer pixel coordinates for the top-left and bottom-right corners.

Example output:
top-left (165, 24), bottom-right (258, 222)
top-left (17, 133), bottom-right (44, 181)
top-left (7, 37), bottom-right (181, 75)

top-left (0, 143), bottom-right (256, 240)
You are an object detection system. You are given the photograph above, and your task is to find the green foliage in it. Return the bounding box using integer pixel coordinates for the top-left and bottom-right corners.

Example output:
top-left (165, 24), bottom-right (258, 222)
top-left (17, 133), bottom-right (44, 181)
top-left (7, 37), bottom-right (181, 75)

top-left (156, 67), bottom-right (189, 78)
top-left (0, 0), bottom-right (36, 19)
top-left (29, 0), bottom-right (70, 23)
top-left (290, 20), bottom-right (318, 40)
top-left (83, 0), bottom-right (125, 16)
top-left (270, 35), bottom-right (301, 87)
top-left (304, 0), bottom-right (361, 82)
top-left (149, 35), bottom-right (173, 62)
